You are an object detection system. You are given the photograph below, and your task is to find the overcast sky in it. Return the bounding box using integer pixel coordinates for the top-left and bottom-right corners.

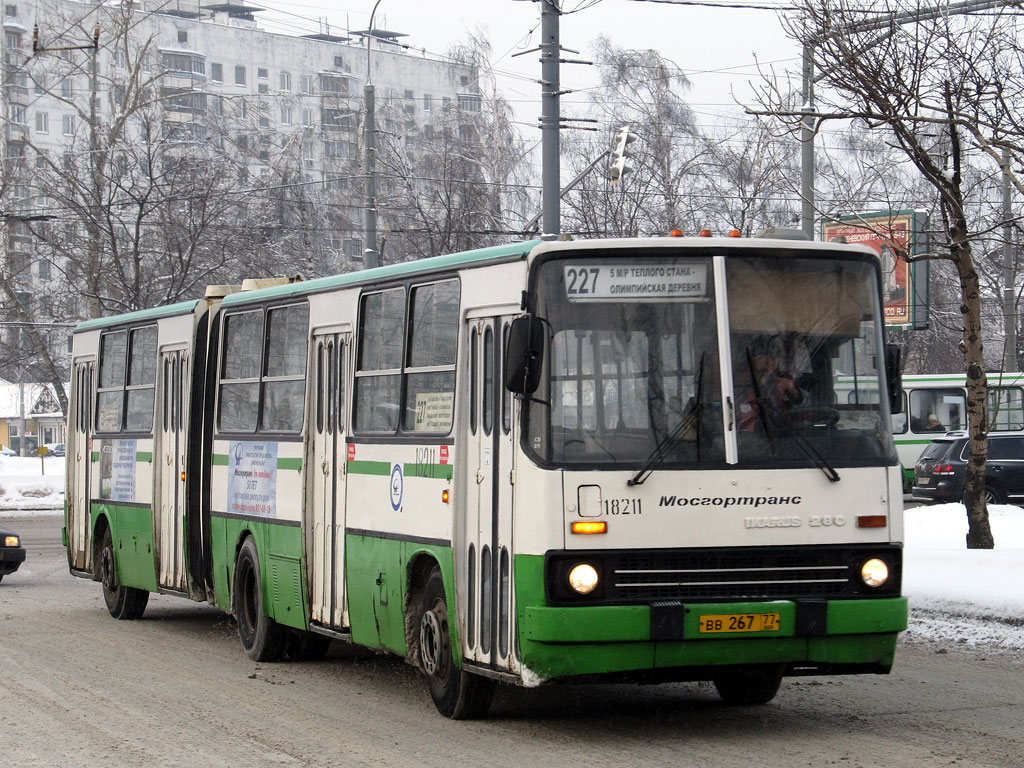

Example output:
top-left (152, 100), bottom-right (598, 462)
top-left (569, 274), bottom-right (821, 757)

top-left (248, 0), bottom-right (800, 132)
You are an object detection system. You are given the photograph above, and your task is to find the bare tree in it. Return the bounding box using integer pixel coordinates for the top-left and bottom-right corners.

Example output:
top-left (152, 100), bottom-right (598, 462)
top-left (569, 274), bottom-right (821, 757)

top-left (695, 117), bottom-right (800, 236)
top-left (1, 3), bottom-right (308, 407)
top-left (562, 38), bottom-right (707, 237)
top-left (375, 34), bottom-right (533, 260)
top-left (756, 0), bottom-right (1024, 547)
top-left (560, 38), bottom-right (798, 238)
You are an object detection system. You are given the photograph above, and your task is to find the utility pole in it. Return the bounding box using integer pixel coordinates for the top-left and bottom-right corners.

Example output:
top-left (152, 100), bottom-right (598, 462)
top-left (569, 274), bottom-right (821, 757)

top-left (362, 0), bottom-right (383, 270)
top-left (539, 0), bottom-right (560, 238)
top-left (800, 44), bottom-right (815, 240)
top-left (1002, 148), bottom-right (1017, 372)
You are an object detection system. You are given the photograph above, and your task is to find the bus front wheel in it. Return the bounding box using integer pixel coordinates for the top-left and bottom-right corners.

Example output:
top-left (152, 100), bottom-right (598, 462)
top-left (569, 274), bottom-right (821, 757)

top-left (713, 666), bottom-right (783, 706)
top-left (233, 536), bottom-right (286, 662)
top-left (99, 527), bottom-right (149, 620)
top-left (417, 568), bottom-right (495, 719)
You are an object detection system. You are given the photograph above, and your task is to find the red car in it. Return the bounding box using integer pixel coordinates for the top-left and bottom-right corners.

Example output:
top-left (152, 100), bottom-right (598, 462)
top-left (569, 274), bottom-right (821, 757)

top-left (0, 526), bottom-right (26, 583)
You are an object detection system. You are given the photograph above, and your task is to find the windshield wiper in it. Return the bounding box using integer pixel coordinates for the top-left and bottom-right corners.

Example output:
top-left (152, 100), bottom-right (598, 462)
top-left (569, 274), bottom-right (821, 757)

top-left (629, 354), bottom-right (706, 486)
top-left (743, 345), bottom-right (839, 483)
top-left (779, 418), bottom-right (841, 482)
top-left (627, 405), bottom-right (702, 486)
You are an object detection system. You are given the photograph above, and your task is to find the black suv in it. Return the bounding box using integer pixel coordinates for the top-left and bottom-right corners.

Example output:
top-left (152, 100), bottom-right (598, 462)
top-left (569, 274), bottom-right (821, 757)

top-left (912, 432), bottom-right (1024, 504)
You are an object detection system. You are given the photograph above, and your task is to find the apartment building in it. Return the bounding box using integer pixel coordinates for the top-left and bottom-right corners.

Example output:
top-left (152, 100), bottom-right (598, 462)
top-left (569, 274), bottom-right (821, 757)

top-left (0, 0), bottom-right (482, 379)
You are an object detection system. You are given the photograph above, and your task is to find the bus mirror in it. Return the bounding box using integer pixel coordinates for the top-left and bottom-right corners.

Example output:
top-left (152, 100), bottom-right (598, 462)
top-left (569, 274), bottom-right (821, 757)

top-left (505, 316), bottom-right (544, 395)
top-left (885, 344), bottom-right (903, 413)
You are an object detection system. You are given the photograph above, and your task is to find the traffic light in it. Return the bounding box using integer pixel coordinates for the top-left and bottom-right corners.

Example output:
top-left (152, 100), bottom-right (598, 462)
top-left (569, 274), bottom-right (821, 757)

top-left (608, 126), bottom-right (637, 185)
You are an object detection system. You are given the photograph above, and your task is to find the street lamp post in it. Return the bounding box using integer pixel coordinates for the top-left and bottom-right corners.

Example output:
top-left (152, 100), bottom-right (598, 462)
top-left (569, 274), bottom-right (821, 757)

top-left (362, 0), bottom-right (383, 270)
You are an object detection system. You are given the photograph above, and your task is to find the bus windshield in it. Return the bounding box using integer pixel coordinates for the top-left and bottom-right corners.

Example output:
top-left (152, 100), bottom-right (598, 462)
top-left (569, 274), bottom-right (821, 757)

top-left (524, 250), bottom-right (897, 470)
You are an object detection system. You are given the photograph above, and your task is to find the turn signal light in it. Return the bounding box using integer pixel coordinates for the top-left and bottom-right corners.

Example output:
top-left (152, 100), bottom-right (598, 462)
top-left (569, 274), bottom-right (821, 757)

top-left (857, 515), bottom-right (887, 528)
top-left (571, 521), bottom-right (607, 535)
top-left (441, 489), bottom-right (450, 504)
top-left (180, 471), bottom-right (186, 482)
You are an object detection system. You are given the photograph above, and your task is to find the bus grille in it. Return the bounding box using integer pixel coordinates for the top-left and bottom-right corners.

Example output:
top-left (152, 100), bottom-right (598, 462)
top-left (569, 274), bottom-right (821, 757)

top-left (547, 545), bottom-right (902, 604)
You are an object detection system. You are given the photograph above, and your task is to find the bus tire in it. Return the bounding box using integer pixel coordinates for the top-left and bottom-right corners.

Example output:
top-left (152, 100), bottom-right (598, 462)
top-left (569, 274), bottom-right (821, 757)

top-left (233, 536), bottom-right (286, 662)
top-left (417, 567), bottom-right (495, 719)
top-left (713, 667), bottom-right (783, 706)
top-left (99, 527), bottom-right (149, 620)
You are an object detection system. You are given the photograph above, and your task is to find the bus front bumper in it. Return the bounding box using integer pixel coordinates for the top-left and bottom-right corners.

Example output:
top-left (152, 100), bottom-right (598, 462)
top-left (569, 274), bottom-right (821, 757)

top-left (518, 597), bottom-right (908, 681)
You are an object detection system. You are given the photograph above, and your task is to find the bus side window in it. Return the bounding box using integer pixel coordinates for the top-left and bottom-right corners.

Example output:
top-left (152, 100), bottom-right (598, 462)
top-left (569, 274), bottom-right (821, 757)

top-left (354, 288), bottom-right (404, 433)
top-left (989, 387), bottom-right (1024, 431)
top-left (261, 304), bottom-right (309, 433)
top-left (909, 388), bottom-right (964, 432)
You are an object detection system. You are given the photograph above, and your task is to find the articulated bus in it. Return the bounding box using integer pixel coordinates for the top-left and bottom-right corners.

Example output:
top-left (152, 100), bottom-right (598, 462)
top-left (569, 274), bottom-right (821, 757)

top-left (64, 235), bottom-right (907, 719)
top-left (891, 373), bottom-right (1024, 490)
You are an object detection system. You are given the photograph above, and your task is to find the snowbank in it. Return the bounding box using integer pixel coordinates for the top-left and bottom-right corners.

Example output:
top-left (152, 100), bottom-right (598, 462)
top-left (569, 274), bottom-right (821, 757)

top-left (0, 455), bottom-right (65, 511)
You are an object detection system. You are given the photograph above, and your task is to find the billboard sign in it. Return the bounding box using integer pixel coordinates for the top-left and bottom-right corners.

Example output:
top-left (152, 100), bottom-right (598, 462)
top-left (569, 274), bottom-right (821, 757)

top-left (822, 210), bottom-right (929, 329)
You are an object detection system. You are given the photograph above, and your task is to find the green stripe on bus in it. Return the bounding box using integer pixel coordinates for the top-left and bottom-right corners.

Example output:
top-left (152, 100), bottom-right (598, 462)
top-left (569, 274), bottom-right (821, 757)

top-left (348, 460), bottom-right (392, 476)
top-left (210, 453), bottom-right (303, 471)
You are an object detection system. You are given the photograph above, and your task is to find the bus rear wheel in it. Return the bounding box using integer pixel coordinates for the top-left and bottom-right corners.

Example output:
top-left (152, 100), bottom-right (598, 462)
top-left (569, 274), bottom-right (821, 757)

top-left (713, 666), bottom-right (783, 706)
top-left (417, 568), bottom-right (495, 719)
top-left (233, 536), bottom-right (286, 662)
top-left (99, 527), bottom-right (149, 620)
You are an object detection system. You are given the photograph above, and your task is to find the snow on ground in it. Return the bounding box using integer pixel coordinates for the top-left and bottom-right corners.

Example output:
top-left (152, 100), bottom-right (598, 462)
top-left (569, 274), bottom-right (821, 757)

top-left (0, 455), bottom-right (65, 511)
top-left (1, 456), bottom-right (1021, 652)
top-left (902, 503), bottom-right (1024, 653)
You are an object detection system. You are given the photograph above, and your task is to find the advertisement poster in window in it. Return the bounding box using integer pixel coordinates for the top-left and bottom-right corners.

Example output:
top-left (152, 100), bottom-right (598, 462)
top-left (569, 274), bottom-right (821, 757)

top-left (821, 210), bottom-right (929, 329)
top-left (100, 439), bottom-right (137, 501)
top-left (227, 441), bottom-right (278, 517)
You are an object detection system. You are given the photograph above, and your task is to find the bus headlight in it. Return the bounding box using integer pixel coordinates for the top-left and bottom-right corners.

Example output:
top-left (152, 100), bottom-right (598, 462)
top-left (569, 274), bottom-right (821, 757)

top-left (860, 558), bottom-right (889, 588)
top-left (568, 563), bottom-right (599, 595)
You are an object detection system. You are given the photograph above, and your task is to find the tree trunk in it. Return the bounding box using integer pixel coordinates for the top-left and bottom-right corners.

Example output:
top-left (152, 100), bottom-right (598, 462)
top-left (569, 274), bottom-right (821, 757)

top-left (952, 226), bottom-right (994, 549)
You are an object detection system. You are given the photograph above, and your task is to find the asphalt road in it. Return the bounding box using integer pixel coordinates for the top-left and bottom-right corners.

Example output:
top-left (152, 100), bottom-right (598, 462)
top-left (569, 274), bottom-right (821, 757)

top-left (2, 513), bottom-right (1022, 768)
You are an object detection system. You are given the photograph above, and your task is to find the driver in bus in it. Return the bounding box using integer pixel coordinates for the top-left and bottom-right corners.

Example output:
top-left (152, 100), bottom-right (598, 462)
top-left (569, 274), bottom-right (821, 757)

top-left (736, 335), bottom-right (809, 431)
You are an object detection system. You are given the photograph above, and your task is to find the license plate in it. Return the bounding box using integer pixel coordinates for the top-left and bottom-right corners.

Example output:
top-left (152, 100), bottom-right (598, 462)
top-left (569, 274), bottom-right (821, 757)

top-left (698, 612), bottom-right (781, 633)
top-left (918, 477), bottom-right (930, 485)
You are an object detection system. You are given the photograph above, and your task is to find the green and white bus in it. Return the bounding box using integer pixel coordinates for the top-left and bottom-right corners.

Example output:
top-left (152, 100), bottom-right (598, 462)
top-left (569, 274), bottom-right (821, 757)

top-left (891, 373), bottom-right (1024, 489)
top-left (64, 235), bottom-right (907, 719)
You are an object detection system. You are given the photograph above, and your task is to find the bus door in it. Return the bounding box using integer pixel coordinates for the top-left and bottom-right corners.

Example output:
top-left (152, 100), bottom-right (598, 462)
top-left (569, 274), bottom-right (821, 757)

top-left (460, 315), bottom-right (517, 672)
top-left (307, 329), bottom-right (350, 629)
top-left (157, 348), bottom-right (188, 591)
top-left (68, 360), bottom-right (94, 571)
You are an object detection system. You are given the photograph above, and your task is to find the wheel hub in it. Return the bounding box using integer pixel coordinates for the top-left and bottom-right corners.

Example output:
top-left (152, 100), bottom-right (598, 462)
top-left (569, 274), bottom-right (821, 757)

top-left (419, 608), bottom-right (443, 675)
top-left (100, 545), bottom-right (117, 591)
